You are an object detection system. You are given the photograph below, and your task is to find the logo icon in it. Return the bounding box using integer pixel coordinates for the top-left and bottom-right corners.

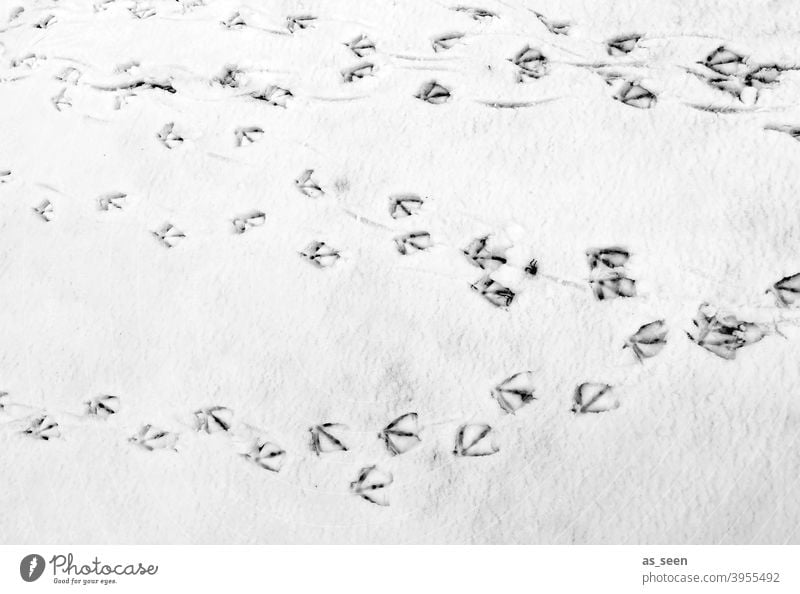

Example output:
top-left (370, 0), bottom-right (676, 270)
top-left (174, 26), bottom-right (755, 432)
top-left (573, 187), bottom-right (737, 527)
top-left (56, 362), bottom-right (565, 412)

top-left (20, 554), bottom-right (45, 582)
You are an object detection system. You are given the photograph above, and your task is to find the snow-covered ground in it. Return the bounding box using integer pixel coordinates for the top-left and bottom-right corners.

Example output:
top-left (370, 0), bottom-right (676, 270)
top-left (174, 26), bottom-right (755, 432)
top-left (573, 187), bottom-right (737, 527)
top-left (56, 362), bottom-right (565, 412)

top-left (1, 0), bottom-right (800, 544)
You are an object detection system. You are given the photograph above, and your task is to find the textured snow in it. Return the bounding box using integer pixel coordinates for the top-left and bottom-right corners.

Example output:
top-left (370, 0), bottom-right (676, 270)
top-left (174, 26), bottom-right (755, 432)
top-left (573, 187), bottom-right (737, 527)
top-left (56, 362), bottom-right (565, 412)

top-left (1, 0), bottom-right (800, 544)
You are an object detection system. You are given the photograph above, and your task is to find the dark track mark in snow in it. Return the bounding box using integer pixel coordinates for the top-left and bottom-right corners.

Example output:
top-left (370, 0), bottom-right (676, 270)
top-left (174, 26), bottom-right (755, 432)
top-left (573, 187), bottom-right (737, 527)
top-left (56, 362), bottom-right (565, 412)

top-left (300, 241), bottom-right (340, 268)
top-left (687, 303), bottom-right (765, 359)
top-left (763, 123), bottom-right (800, 140)
top-left (611, 79), bottom-right (657, 109)
top-left (525, 259), bottom-right (538, 276)
top-left (295, 169), bottom-right (324, 197)
top-left (251, 85), bottom-right (293, 107)
top-left (572, 383), bottom-right (618, 414)
top-left (769, 272), bottom-right (800, 307)
top-left (85, 395), bottom-right (120, 418)
top-left (432, 32), bottom-right (463, 53)
top-left (624, 320), bottom-right (668, 362)
top-left (388, 194), bottom-right (423, 218)
top-left (345, 34), bottom-right (375, 58)
top-left (221, 12), bottom-right (246, 30)
top-left (34, 14), bottom-right (56, 29)
top-left (232, 210), bottom-right (266, 234)
top-left (235, 126), bottom-right (264, 147)
top-left (342, 62), bottom-right (374, 82)
top-left (471, 275), bottom-right (515, 308)
top-left (394, 231), bottom-right (432, 255)
top-left (0, 170), bottom-right (12, 183)
top-left (51, 88), bottom-right (70, 111)
top-left (0, 391), bottom-right (7, 411)
top-left (463, 235), bottom-right (507, 270)
top-left (607, 34), bottom-right (641, 56)
top-left (55, 66), bottom-right (81, 85)
top-left (510, 46), bottom-right (549, 81)
top-left (309, 423), bottom-right (348, 455)
top-left (416, 80), bottom-right (450, 104)
top-left (11, 53), bottom-right (41, 69)
top-left (703, 46), bottom-right (749, 77)
top-left (98, 192), bottom-right (126, 211)
top-left (350, 465), bottom-right (392, 506)
top-left (492, 371), bottom-right (536, 414)
top-left (451, 7), bottom-right (497, 22)
top-left (23, 414), bottom-right (60, 440)
top-left (286, 15), bottom-right (316, 34)
top-left (587, 247), bottom-right (636, 300)
top-left (215, 65), bottom-right (243, 88)
top-left (193, 406), bottom-right (233, 433)
top-left (152, 223), bottom-right (185, 248)
top-left (380, 413), bottom-right (420, 455)
top-left (33, 199), bottom-right (53, 222)
top-left (533, 11), bottom-right (571, 36)
top-left (453, 423), bottom-right (498, 457)
top-left (129, 424), bottom-right (179, 451)
top-left (157, 122), bottom-right (183, 149)
top-left (129, 4), bottom-right (156, 19)
top-left (242, 438), bottom-right (286, 472)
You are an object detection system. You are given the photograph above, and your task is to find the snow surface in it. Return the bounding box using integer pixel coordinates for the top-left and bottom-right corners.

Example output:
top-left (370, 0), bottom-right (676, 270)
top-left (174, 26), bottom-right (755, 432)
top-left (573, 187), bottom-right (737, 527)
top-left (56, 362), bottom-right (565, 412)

top-left (1, 0), bottom-right (800, 544)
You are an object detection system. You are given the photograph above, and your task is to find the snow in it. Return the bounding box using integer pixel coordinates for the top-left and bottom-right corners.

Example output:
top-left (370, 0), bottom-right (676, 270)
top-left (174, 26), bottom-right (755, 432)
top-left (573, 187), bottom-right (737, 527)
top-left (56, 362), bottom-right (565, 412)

top-left (1, 0), bottom-right (799, 544)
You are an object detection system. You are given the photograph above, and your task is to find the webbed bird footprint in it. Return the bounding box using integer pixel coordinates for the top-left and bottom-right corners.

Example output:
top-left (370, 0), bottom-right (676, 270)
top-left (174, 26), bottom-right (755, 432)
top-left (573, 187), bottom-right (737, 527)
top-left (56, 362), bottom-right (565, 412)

top-left (586, 247), bottom-right (636, 300)
top-left (534, 11), bottom-right (571, 36)
top-left (300, 241), bottom-right (340, 268)
top-left (152, 223), bottom-right (185, 248)
top-left (286, 15), bottom-right (316, 33)
top-left (129, 4), bottom-right (156, 19)
top-left (33, 199), bottom-right (54, 222)
top-left (295, 169), bottom-right (324, 198)
top-left (510, 46), bottom-right (549, 81)
top-left (342, 63), bottom-right (374, 83)
top-left (85, 395), bottom-right (120, 417)
top-left (51, 88), bottom-right (71, 111)
top-left (221, 11), bottom-right (246, 29)
top-left (388, 194), bottom-right (423, 218)
top-left (394, 231), bottom-right (432, 255)
top-left (703, 46), bottom-right (749, 77)
top-left (380, 413), bottom-right (420, 455)
top-left (193, 406), bottom-right (233, 433)
top-left (625, 320), bottom-right (667, 362)
top-left (129, 424), bottom-right (179, 451)
top-left (572, 383), bottom-right (618, 414)
top-left (309, 423), bottom-right (348, 455)
top-left (23, 414), bottom-right (60, 440)
top-left (611, 79), bottom-right (656, 109)
top-left (242, 438), bottom-right (286, 472)
top-left (235, 127), bottom-right (264, 147)
top-left (345, 34), bottom-right (375, 58)
top-left (471, 275), bottom-right (515, 308)
top-left (492, 371), bottom-right (536, 414)
top-left (453, 423), bottom-right (499, 457)
top-left (606, 34), bottom-right (641, 56)
top-left (98, 192), bottom-right (126, 211)
top-left (157, 123), bottom-right (183, 149)
top-left (232, 210), bottom-right (266, 234)
top-left (463, 235), bottom-right (507, 270)
top-left (350, 465), bottom-right (393, 506)
top-left (416, 81), bottom-right (451, 104)
top-left (432, 32), bottom-right (463, 53)
top-left (687, 303), bottom-right (765, 360)
top-left (770, 272), bottom-right (800, 306)
top-left (251, 85), bottom-right (293, 107)
top-left (451, 6), bottom-right (496, 21)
